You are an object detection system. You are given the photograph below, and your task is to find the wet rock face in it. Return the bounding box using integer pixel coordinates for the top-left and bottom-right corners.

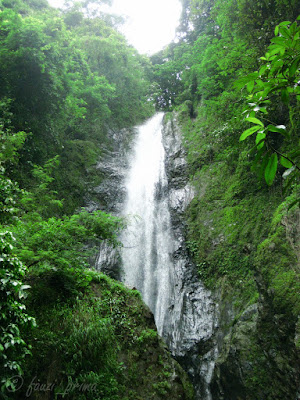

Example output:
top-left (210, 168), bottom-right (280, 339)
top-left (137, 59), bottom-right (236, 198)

top-left (92, 114), bottom-right (219, 399)
top-left (162, 114), bottom-right (300, 400)
top-left (211, 292), bottom-right (300, 400)
top-left (93, 158), bottom-right (127, 214)
top-left (87, 126), bottom-right (136, 214)
top-left (91, 115), bottom-right (300, 400)
top-left (95, 240), bottom-right (121, 280)
top-left (162, 115), bottom-right (219, 400)
top-left (162, 116), bottom-right (193, 215)
top-left (87, 126), bottom-right (136, 279)
top-left (210, 303), bottom-right (259, 400)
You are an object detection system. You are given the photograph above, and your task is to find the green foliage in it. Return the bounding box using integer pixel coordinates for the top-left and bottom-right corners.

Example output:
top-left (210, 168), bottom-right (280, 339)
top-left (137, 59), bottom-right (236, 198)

top-left (0, 1), bottom-right (188, 398)
top-left (237, 17), bottom-right (300, 187)
top-left (0, 169), bottom-right (20, 224)
top-left (19, 156), bottom-right (63, 218)
top-left (0, 157), bottom-right (125, 397)
top-left (152, 380), bottom-right (172, 396)
top-left (11, 209), bottom-right (124, 272)
top-left (54, 304), bottom-right (121, 399)
top-left (10, 270), bottom-right (193, 399)
top-left (166, 3), bottom-right (300, 396)
top-left (0, 160), bottom-right (125, 400)
top-left (0, 231), bottom-right (35, 394)
top-left (137, 329), bottom-right (158, 345)
top-left (0, 1), bottom-right (154, 212)
top-left (23, 286), bottom-right (122, 399)
top-left (0, 99), bottom-right (27, 165)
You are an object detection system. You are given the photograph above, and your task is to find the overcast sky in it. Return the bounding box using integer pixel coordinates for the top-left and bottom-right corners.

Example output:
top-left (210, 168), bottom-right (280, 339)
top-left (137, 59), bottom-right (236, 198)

top-left (47, 0), bottom-right (182, 55)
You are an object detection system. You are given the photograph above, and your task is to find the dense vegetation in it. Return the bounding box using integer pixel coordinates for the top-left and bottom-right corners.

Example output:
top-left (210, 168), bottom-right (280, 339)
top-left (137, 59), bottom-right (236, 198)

top-left (152, 0), bottom-right (300, 303)
top-left (0, 0), bottom-right (153, 212)
top-left (0, 0), bottom-right (161, 397)
top-left (152, 0), bottom-right (300, 397)
top-left (1, 0), bottom-right (300, 398)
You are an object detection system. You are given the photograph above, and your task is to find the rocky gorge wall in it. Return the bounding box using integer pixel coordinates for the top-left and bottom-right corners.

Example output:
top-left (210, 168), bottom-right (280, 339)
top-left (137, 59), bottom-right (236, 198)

top-left (173, 109), bottom-right (300, 400)
top-left (162, 114), bottom-right (219, 400)
top-left (90, 114), bottom-right (220, 399)
top-left (159, 112), bottom-right (299, 400)
top-left (90, 112), bottom-right (300, 399)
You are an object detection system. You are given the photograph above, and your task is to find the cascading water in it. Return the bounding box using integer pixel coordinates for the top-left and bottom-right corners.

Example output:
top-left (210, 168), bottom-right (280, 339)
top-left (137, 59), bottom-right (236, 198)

top-left (120, 112), bottom-right (174, 336)
top-left (110, 112), bottom-right (219, 400)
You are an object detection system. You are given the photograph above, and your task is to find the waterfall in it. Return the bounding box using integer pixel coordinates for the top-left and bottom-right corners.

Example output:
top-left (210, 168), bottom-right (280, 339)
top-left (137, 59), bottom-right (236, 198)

top-left (120, 112), bottom-right (174, 335)
top-left (115, 112), bottom-right (218, 400)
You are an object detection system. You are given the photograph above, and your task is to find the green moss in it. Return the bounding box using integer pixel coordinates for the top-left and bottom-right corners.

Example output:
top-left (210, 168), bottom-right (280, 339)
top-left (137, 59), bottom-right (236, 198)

top-left (181, 104), bottom-right (298, 314)
top-left (176, 96), bottom-right (300, 398)
top-left (152, 381), bottom-right (172, 396)
top-left (15, 267), bottom-right (193, 400)
top-left (137, 329), bottom-right (158, 345)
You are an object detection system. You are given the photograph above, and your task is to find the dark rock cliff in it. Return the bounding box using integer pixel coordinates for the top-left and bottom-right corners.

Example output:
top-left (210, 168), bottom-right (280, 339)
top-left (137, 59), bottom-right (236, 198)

top-left (166, 111), bottom-right (300, 400)
top-left (162, 114), bottom-right (219, 400)
top-left (90, 112), bottom-right (299, 400)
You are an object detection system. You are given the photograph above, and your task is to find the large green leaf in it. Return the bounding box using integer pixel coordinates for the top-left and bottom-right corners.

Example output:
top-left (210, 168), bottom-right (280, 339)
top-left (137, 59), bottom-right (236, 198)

top-left (259, 64), bottom-right (268, 76)
top-left (279, 26), bottom-right (292, 39)
top-left (280, 156), bottom-right (293, 168)
top-left (247, 80), bottom-right (255, 92)
top-left (278, 21), bottom-right (292, 26)
top-left (265, 153), bottom-right (278, 185)
top-left (267, 124), bottom-right (288, 136)
top-left (271, 37), bottom-right (288, 46)
top-left (239, 125), bottom-right (261, 141)
top-left (255, 132), bottom-right (266, 149)
top-left (289, 56), bottom-right (300, 78)
top-left (245, 117), bottom-right (264, 127)
top-left (266, 46), bottom-right (283, 58)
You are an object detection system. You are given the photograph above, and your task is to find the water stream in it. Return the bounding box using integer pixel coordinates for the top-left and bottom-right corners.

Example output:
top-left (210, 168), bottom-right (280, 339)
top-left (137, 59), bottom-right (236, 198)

top-left (120, 112), bottom-right (174, 336)
top-left (108, 112), bottom-right (218, 399)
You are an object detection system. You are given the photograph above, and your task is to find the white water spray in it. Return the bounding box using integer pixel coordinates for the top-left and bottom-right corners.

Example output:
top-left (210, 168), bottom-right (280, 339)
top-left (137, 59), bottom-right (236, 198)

top-left (120, 113), bottom-right (174, 335)
top-left (118, 112), bottom-right (218, 400)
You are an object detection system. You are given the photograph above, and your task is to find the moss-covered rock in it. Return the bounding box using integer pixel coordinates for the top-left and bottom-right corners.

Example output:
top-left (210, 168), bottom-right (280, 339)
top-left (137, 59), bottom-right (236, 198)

top-left (175, 107), bottom-right (300, 399)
